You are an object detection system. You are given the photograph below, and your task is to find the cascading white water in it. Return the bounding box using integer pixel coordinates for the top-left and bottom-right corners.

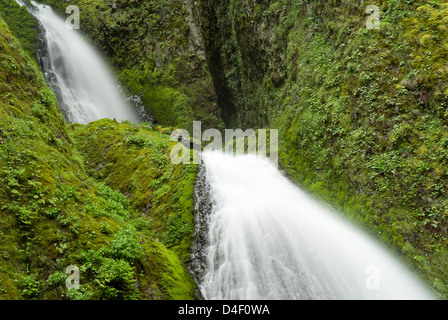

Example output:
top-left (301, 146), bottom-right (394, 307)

top-left (19, 1), bottom-right (139, 124)
top-left (13, 0), bottom-right (437, 301)
top-left (199, 151), bottom-right (436, 300)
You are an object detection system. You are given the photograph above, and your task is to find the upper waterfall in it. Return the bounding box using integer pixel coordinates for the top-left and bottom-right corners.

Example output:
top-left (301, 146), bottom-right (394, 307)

top-left (22, 1), bottom-right (139, 124)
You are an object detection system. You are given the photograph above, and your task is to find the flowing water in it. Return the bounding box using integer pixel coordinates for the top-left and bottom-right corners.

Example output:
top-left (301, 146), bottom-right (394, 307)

top-left (18, 0), bottom-right (139, 124)
top-left (14, 1), bottom-right (437, 300)
top-left (195, 151), bottom-right (435, 300)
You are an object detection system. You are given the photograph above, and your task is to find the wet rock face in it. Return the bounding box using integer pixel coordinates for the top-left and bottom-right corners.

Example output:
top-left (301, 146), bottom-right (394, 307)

top-left (35, 23), bottom-right (49, 78)
top-left (35, 21), bottom-right (72, 121)
top-left (193, 0), bottom-right (287, 127)
top-left (189, 161), bottom-right (213, 298)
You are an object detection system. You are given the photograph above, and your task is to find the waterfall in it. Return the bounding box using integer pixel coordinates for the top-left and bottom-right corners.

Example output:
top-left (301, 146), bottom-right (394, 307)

top-left (13, 1), bottom-right (437, 301)
top-left (195, 151), bottom-right (435, 300)
top-left (19, 1), bottom-right (139, 124)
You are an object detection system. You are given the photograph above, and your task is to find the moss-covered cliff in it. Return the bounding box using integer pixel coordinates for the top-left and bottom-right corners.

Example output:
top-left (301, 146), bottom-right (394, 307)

top-left (194, 0), bottom-right (448, 297)
top-left (69, 119), bottom-right (197, 263)
top-left (0, 13), bottom-right (197, 299)
top-left (3, 0), bottom-right (448, 300)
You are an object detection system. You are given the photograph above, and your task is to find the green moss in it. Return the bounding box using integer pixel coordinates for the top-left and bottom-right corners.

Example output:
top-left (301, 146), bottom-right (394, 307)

top-left (0, 0), bottom-right (39, 58)
top-left (39, 0), bottom-right (225, 130)
top-left (69, 119), bottom-right (198, 262)
top-left (196, 0), bottom-right (448, 298)
top-left (143, 241), bottom-right (197, 300)
top-left (0, 16), bottom-right (198, 300)
top-left (5, 0), bottom-right (448, 300)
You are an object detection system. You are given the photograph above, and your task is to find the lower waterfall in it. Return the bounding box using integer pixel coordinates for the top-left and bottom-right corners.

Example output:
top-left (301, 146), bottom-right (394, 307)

top-left (193, 151), bottom-right (435, 300)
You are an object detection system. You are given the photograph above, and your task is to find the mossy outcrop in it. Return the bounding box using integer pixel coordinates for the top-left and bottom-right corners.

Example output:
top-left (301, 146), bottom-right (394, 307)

top-left (0, 15), bottom-right (197, 300)
top-left (69, 119), bottom-right (197, 263)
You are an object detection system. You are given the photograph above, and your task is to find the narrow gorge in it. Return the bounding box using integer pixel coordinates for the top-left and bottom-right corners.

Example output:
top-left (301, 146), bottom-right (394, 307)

top-left (0, 0), bottom-right (447, 300)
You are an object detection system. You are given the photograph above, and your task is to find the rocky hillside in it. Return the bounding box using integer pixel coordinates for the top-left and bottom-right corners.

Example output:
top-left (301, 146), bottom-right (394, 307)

top-left (2, 0), bottom-right (448, 299)
top-left (0, 10), bottom-right (198, 299)
top-left (195, 0), bottom-right (448, 297)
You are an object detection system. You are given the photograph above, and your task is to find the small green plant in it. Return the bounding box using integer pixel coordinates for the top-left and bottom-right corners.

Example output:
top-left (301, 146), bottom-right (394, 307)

top-left (46, 271), bottom-right (67, 287)
top-left (99, 222), bottom-right (112, 234)
top-left (125, 133), bottom-right (152, 148)
top-left (39, 89), bottom-right (54, 108)
top-left (95, 258), bottom-right (138, 300)
top-left (64, 285), bottom-right (95, 300)
top-left (105, 226), bottom-right (144, 262)
top-left (31, 102), bottom-right (47, 121)
top-left (18, 275), bottom-right (40, 299)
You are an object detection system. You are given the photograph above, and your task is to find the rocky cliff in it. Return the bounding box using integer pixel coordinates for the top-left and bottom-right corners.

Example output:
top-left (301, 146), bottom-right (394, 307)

top-left (2, 0), bottom-right (448, 298)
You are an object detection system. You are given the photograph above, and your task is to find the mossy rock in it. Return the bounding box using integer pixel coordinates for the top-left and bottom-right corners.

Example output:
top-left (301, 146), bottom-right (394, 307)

top-left (0, 16), bottom-right (198, 300)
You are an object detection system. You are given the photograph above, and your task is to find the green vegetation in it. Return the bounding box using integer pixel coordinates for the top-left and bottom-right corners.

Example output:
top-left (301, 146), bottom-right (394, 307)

top-left (69, 119), bottom-right (198, 262)
top-left (38, 0), bottom-right (224, 131)
top-left (0, 16), bottom-right (197, 299)
top-left (0, 0), bottom-right (39, 58)
top-left (195, 0), bottom-right (448, 298)
top-left (2, 0), bottom-right (448, 300)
